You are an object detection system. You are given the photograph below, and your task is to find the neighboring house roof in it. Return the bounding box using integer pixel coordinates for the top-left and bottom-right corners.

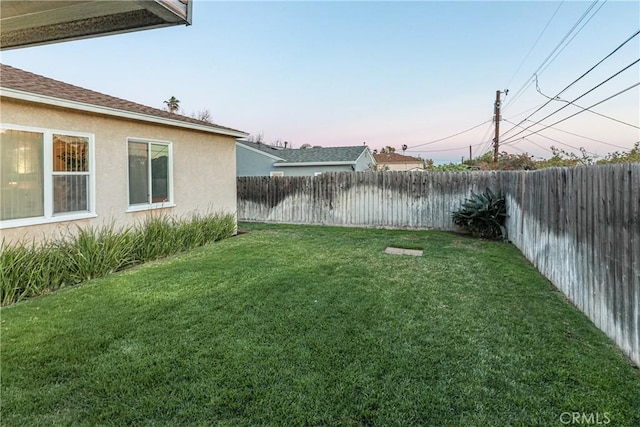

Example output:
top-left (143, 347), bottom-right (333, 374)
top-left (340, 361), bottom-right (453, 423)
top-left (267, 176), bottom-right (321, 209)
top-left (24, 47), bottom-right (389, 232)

top-left (237, 141), bottom-right (373, 166)
top-left (374, 152), bottom-right (423, 164)
top-left (236, 140), bottom-right (287, 161)
top-left (0, 64), bottom-right (247, 138)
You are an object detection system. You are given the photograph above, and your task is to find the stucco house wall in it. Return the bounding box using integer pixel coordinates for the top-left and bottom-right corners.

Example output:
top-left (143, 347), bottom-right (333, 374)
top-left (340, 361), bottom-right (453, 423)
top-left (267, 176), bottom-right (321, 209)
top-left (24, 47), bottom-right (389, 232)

top-left (1, 97), bottom-right (239, 244)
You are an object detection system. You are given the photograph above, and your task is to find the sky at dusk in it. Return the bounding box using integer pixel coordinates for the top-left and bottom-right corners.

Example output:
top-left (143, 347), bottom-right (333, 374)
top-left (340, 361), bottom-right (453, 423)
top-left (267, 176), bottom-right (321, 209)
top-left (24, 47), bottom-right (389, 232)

top-left (1, 0), bottom-right (638, 163)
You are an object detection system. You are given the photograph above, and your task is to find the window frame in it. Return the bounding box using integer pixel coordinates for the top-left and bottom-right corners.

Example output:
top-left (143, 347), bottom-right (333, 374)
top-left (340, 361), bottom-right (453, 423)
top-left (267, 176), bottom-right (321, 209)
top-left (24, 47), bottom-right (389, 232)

top-left (0, 123), bottom-right (96, 229)
top-left (126, 137), bottom-right (175, 212)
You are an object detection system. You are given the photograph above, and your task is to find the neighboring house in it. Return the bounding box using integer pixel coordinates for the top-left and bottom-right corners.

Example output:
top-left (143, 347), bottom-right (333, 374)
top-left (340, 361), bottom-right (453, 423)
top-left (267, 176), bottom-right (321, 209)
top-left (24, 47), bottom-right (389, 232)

top-left (236, 141), bottom-right (376, 177)
top-left (373, 152), bottom-right (424, 171)
top-left (0, 64), bottom-right (247, 244)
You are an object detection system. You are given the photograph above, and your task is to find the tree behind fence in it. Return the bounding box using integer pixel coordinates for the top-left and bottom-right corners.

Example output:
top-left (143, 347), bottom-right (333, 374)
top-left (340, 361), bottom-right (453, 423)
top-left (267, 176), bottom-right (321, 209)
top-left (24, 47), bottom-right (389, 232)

top-left (237, 165), bottom-right (639, 366)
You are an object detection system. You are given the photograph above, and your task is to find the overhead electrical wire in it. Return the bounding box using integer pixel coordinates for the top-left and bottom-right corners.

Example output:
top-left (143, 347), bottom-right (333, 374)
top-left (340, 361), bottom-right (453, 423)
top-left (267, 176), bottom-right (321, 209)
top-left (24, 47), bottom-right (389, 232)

top-left (406, 142), bottom-right (486, 154)
top-left (502, 58), bottom-right (640, 141)
top-left (503, 0), bottom-right (603, 112)
top-left (477, 122), bottom-right (497, 156)
top-left (502, 119), bottom-right (599, 154)
top-left (504, 0), bottom-right (566, 91)
top-left (476, 103), bottom-right (550, 156)
top-left (407, 119), bottom-right (491, 149)
top-left (507, 144), bottom-right (528, 154)
top-left (507, 101), bottom-right (552, 120)
top-left (503, 120), bottom-right (592, 152)
top-left (522, 137), bottom-right (554, 154)
top-left (501, 82), bottom-right (640, 145)
top-left (534, 77), bottom-right (640, 130)
top-left (499, 32), bottom-right (640, 141)
top-left (536, 0), bottom-right (608, 78)
top-left (523, 119), bottom-right (633, 149)
top-left (405, 147), bottom-right (474, 155)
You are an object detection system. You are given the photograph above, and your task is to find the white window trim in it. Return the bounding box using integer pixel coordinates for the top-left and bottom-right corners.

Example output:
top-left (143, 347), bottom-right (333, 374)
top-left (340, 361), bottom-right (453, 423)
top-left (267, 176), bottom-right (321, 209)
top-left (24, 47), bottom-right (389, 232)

top-left (125, 137), bottom-right (175, 213)
top-left (0, 123), bottom-right (96, 230)
top-left (270, 171), bottom-right (284, 177)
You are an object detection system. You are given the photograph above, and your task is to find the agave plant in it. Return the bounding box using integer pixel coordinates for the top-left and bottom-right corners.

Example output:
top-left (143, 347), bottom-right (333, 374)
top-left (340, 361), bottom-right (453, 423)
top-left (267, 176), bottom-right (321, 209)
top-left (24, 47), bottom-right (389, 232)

top-left (452, 188), bottom-right (507, 240)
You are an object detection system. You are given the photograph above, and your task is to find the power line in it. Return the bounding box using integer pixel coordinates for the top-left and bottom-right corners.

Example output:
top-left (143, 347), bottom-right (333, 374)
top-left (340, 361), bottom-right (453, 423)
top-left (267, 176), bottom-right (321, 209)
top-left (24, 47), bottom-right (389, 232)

top-left (522, 137), bottom-right (554, 154)
top-left (504, 1), bottom-right (566, 91)
top-left (502, 57), bottom-right (640, 142)
top-left (478, 122), bottom-right (497, 157)
top-left (507, 144), bottom-right (529, 155)
top-left (502, 79), bottom-right (536, 114)
top-left (535, 78), bottom-right (640, 130)
top-left (406, 141), bottom-right (486, 154)
top-left (502, 119), bottom-right (599, 154)
top-left (523, 119), bottom-right (633, 149)
top-left (502, 82), bottom-right (640, 144)
top-left (407, 119), bottom-right (491, 149)
top-left (536, 0), bottom-right (608, 77)
top-left (500, 28), bottom-right (640, 139)
top-left (503, 0), bottom-right (602, 112)
top-left (507, 101), bottom-right (551, 120)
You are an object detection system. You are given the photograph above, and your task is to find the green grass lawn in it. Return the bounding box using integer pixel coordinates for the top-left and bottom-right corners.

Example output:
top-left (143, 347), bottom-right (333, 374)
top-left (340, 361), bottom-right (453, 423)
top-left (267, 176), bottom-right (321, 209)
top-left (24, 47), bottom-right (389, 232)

top-left (1, 223), bottom-right (639, 426)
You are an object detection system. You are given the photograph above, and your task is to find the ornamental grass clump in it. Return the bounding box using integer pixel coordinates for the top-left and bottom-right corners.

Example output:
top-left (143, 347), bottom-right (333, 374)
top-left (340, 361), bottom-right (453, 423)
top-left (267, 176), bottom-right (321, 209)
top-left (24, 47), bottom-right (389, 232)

top-left (61, 223), bottom-right (138, 283)
top-left (0, 212), bottom-right (235, 306)
top-left (133, 214), bottom-right (179, 262)
top-left (452, 188), bottom-right (507, 241)
top-left (0, 243), bottom-right (69, 306)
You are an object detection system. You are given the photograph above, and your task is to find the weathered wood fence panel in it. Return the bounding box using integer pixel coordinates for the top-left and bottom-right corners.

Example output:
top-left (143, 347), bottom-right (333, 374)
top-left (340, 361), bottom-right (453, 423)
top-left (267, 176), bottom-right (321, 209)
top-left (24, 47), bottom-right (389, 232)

top-left (237, 165), bottom-right (640, 366)
top-left (238, 171), bottom-right (502, 229)
top-left (505, 164), bottom-right (640, 368)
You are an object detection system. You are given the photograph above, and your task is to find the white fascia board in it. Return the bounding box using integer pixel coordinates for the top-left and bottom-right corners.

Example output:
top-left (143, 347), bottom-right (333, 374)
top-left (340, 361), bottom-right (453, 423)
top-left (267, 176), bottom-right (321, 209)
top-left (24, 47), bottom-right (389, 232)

top-left (0, 88), bottom-right (248, 138)
top-left (236, 141), bottom-right (286, 161)
top-left (274, 161), bottom-right (356, 167)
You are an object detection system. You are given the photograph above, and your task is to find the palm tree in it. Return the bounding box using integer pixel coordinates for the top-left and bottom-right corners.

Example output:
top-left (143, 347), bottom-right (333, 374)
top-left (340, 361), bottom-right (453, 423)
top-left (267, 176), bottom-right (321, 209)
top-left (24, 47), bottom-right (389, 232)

top-left (163, 96), bottom-right (180, 114)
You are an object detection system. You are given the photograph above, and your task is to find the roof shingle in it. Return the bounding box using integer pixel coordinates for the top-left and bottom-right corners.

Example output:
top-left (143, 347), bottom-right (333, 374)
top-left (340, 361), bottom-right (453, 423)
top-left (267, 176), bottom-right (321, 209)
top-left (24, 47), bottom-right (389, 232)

top-left (373, 152), bottom-right (423, 164)
top-left (237, 141), bottom-right (370, 163)
top-left (0, 63), bottom-right (246, 135)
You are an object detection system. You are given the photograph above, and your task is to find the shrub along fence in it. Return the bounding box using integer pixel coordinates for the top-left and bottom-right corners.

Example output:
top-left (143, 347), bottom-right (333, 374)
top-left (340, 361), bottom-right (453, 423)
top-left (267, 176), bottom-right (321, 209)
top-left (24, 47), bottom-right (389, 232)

top-left (237, 164), bottom-right (640, 366)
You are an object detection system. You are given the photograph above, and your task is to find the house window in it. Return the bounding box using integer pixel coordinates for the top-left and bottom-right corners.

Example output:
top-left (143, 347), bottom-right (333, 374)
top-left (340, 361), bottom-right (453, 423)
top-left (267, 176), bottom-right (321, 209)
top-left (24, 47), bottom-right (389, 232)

top-left (127, 139), bottom-right (173, 209)
top-left (53, 134), bottom-right (89, 214)
top-left (0, 125), bottom-right (95, 228)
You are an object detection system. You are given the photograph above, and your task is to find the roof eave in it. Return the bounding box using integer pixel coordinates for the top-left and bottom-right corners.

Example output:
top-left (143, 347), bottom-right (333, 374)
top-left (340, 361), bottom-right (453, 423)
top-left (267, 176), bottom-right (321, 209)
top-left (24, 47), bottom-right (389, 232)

top-left (274, 161), bottom-right (356, 167)
top-left (236, 141), bottom-right (286, 161)
top-left (0, 87), bottom-right (248, 138)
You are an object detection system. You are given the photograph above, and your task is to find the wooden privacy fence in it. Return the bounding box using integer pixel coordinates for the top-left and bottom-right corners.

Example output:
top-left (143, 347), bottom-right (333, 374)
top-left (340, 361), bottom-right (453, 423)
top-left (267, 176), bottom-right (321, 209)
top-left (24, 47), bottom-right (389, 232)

top-left (503, 164), bottom-right (639, 368)
top-left (237, 171), bottom-right (505, 230)
top-left (237, 165), bottom-right (640, 366)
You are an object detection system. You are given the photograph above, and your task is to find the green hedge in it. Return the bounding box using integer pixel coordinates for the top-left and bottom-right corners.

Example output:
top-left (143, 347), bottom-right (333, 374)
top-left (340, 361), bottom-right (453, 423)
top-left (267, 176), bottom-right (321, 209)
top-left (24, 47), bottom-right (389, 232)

top-left (0, 213), bottom-right (236, 306)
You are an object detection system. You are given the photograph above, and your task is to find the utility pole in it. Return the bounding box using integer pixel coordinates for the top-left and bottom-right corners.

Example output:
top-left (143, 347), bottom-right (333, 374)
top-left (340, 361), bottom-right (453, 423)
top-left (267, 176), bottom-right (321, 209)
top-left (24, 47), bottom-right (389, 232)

top-left (469, 145), bottom-right (472, 163)
top-left (492, 89), bottom-right (508, 163)
top-left (493, 90), bottom-right (501, 163)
